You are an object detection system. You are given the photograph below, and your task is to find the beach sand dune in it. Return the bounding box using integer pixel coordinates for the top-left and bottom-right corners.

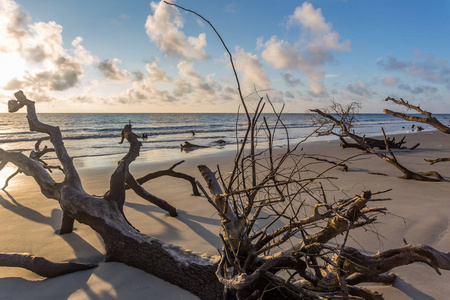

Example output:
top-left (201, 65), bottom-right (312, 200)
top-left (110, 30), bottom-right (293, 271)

top-left (1, 131), bottom-right (449, 299)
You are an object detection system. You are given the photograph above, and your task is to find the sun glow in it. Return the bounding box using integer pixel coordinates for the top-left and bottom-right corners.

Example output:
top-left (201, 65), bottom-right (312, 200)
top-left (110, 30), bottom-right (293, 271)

top-left (0, 52), bottom-right (26, 87)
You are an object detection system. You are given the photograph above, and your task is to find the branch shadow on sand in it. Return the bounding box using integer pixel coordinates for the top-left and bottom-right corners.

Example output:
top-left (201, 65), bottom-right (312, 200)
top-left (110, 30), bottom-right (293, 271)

top-left (126, 201), bottom-right (220, 249)
top-left (0, 191), bottom-right (104, 264)
top-left (391, 276), bottom-right (435, 300)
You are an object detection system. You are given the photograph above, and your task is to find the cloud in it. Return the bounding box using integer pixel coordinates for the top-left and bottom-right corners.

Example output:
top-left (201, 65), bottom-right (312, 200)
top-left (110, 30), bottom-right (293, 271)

top-left (345, 80), bottom-right (374, 97)
top-left (22, 21), bottom-right (66, 63)
top-left (145, 1), bottom-right (208, 60)
top-left (176, 60), bottom-right (218, 95)
top-left (4, 55), bottom-right (83, 91)
top-left (282, 72), bottom-right (302, 87)
top-left (377, 53), bottom-right (450, 89)
top-left (72, 37), bottom-right (97, 65)
top-left (112, 60), bottom-right (237, 107)
top-left (3, 77), bottom-right (21, 90)
top-left (0, 0), bottom-right (103, 94)
top-left (398, 84), bottom-right (437, 95)
top-left (145, 58), bottom-right (171, 82)
top-left (261, 2), bottom-right (350, 96)
top-left (234, 47), bottom-right (271, 93)
top-left (285, 91), bottom-right (295, 99)
top-left (377, 55), bottom-right (407, 72)
top-left (0, 0), bottom-right (29, 53)
top-left (97, 58), bottom-right (131, 81)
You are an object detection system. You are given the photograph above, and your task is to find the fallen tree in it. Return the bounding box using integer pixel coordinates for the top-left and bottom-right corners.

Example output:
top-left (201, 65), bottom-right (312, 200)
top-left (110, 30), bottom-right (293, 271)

top-left (1, 90), bottom-right (223, 299)
top-left (310, 101), bottom-right (419, 152)
top-left (311, 101), bottom-right (445, 181)
top-left (1, 3), bottom-right (450, 299)
top-left (384, 97), bottom-right (450, 166)
top-left (2, 90), bottom-right (450, 299)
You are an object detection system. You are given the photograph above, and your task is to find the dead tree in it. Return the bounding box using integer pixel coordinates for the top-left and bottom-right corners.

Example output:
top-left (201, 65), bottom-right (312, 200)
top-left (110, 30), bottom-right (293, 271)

top-left (384, 97), bottom-right (450, 165)
top-left (2, 5), bottom-right (450, 299)
top-left (1, 91), bottom-right (223, 300)
top-left (3, 90), bottom-right (450, 299)
top-left (311, 102), bottom-right (444, 181)
top-left (194, 94), bottom-right (450, 299)
top-left (310, 101), bottom-right (418, 152)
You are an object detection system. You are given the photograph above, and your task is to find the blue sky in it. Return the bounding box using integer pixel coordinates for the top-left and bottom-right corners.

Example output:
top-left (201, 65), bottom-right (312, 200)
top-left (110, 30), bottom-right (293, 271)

top-left (0, 0), bottom-right (449, 113)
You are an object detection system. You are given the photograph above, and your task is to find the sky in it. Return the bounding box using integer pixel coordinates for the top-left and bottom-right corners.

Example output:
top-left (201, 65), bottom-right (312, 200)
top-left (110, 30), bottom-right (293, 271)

top-left (0, 0), bottom-right (449, 113)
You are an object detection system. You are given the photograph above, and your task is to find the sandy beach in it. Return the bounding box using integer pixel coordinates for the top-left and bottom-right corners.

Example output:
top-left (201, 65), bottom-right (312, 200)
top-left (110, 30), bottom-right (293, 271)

top-left (0, 130), bottom-right (449, 300)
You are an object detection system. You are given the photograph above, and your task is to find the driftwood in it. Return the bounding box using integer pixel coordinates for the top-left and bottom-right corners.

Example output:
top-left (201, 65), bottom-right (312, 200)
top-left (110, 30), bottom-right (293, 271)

top-left (384, 97), bottom-right (450, 167)
top-left (340, 135), bottom-right (419, 151)
top-left (2, 4), bottom-right (450, 299)
top-left (0, 136), bottom-right (64, 190)
top-left (129, 160), bottom-right (200, 196)
top-left (0, 253), bottom-right (95, 278)
top-left (1, 91), bottom-right (223, 299)
top-left (2, 84), bottom-right (450, 300)
top-left (384, 97), bottom-right (450, 134)
top-left (180, 141), bottom-right (208, 151)
top-left (425, 157), bottom-right (450, 165)
top-left (311, 102), bottom-right (445, 181)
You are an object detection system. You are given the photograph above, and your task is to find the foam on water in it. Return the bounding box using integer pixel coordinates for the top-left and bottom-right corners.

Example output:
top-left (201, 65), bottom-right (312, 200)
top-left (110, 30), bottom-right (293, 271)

top-left (0, 112), bottom-right (448, 163)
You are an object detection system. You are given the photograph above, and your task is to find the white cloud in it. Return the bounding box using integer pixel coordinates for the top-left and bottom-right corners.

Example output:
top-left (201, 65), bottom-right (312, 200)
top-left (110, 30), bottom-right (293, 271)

top-left (261, 37), bottom-right (302, 69)
top-left (23, 21), bottom-right (65, 63)
top-left (145, 1), bottom-right (208, 61)
top-left (0, 0), bottom-right (104, 96)
top-left (177, 60), bottom-right (217, 95)
top-left (261, 2), bottom-right (350, 96)
top-left (234, 47), bottom-right (271, 94)
top-left (145, 58), bottom-right (170, 82)
top-left (0, 0), bottom-right (28, 53)
top-left (289, 3), bottom-right (329, 34)
top-left (111, 59), bottom-right (238, 108)
top-left (72, 37), bottom-right (97, 65)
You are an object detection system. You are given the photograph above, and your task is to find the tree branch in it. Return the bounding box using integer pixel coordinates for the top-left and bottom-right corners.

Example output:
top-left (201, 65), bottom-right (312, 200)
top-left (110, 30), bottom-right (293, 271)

top-left (0, 253), bottom-right (96, 278)
top-left (10, 91), bottom-right (81, 187)
top-left (130, 160), bottom-right (200, 196)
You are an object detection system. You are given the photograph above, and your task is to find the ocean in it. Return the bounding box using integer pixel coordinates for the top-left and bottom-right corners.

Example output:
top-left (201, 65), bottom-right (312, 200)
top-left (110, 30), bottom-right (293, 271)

top-left (0, 112), bottom-right (449, 167)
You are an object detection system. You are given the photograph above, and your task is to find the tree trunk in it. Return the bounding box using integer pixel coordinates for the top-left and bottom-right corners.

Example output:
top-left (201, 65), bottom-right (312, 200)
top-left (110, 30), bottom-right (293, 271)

top-left (59, 185), bottom-right (223, 300)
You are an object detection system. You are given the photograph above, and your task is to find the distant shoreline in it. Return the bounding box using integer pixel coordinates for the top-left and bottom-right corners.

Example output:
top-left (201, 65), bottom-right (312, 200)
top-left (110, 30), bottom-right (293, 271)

top-left (72, 129), bottom-right (440, 171)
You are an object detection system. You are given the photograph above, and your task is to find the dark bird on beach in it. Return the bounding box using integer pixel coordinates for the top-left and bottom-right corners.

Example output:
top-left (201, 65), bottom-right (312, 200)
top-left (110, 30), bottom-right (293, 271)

top-left (191, 131), bottom-right (195, 136)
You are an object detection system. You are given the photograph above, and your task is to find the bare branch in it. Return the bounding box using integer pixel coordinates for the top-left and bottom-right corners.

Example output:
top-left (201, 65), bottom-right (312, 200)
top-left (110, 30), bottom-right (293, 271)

top-left (0, 253), bottom-right (96, 278)
top-left (425, 157), bottom-right (450, 165)
top-left (12, 91), bottom-right (81, 186)
top-left (384, 97), bottom-right (450, 134)
top-left (130, 160), bottom-right (200, 196)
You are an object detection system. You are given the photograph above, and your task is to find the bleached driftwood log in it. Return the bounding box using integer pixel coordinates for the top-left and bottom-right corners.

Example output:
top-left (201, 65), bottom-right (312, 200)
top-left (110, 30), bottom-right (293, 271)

top-left (1, 91), bottom-right (222, 299)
